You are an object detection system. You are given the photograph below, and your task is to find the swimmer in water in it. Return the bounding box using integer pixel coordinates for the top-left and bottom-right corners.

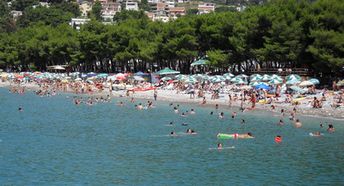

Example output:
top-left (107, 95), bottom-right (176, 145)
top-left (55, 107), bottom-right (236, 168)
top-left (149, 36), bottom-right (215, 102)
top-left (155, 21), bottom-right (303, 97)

top-left (181, 112), bottom-right (186, 117)
top-left (327, 124), bottom-right (335, 132)
top-left (231, 112), bottom-right (237, 119)
top-left (236, 132), bottom-right (254, 139)
top-left (278, 119), bottom-right (284, 125)
top-left (210, 111), bottom-right (213, 115)
top-left (241, 119), bottom-right (245, 124)
top-left (275, 135), bottom-right (282, 143)
top-left (294, 119), bottom-right (302, 128)
top-left (215, 104), bottom-right (219, 110)
top-left (117, 101), bottom-right (124, 106)
top-left (186, 128), bottom-right (197, 134)
top-left (219, 112), bottom-right (224, 119)
top-left (320, 122), bottom-right (323, 128)
top-left (170, 131), bottom-right (177, 136)
top-left (310, 131), bottom-right (322, 137)
top-left (190, 109), bottom-right (195, 114)
top-left (217, 143), bottom-right (223, 150)
top-left (174, 107), bottom-right (179, 113)
top-left (182, 122), bottom-right (188, 126)
top-left (169, 121), bottom-right (173, 125)
top-left (18, 107), bottom-right (23, 111)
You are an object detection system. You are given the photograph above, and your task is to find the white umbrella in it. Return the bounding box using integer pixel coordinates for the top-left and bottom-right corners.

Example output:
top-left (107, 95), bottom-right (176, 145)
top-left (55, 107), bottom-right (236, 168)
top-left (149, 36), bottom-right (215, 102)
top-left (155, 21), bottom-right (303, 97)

top-left (308, 78), bottom-right (320, 85)
top-left (133, 76), bottom-right (145, 81)
top-left (299, 80), bottom-right (314, 87)
top-left (161, 76), bottom-right (172, 81)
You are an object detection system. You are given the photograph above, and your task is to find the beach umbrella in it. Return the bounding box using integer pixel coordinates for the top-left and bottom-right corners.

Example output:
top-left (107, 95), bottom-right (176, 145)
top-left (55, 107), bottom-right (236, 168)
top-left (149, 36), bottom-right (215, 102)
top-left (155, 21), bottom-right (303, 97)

top-left (286, 79), bottom-right (301, 85)
top-left (236, 74), bottom-right (248, 79)
top-left (231, 77), bottom-right (243, 83)
top-left (270, 74), bottom-right (283, 81)
top-left (290, 86), bottom-right (306, 94)
top-left (97, 73), bottom-right (108, 78)
top-left (87, 72), bottom-right (97, 77)
top-left (268, 79), bottom-right (283, 85)
top-left (175, 74), bottom-right (187, 80)
top-left (107, 75), bottom-right (116, 81)
top-left (210, 76), bottom-right (224, 83)
top-left (308, 78), bottom-right (320, 85)
top-left (191, 59), bottom-right (209, 66)
top-left (133, 76), bottom-right (145, 81)
top-left (115, 73), bottom-right (126, 80)
top-left (249, 81), bottom-right (261, 86)
top-left (161, 76), bottom-right (172, 81)
top-left (299, 80), bottom-right (314, 87)
top-left (184, 76), bottom-right (198, 84)
top-left (261, 74), bottom-right (271, 81)
top-left (156, 68), bottom-right (180, 75)
top-left (223, 73), bottom-right (235, 78)
top-left (286, 74), bottom-right (302, 81)
top-left (254, 84), bottom-right (271, 90)
top-left (250, 74), bottom-right (262, 79)
top-left (337, 80), bottom-right (344, 86)
top-left (250, 76), bottom-right (263, 82)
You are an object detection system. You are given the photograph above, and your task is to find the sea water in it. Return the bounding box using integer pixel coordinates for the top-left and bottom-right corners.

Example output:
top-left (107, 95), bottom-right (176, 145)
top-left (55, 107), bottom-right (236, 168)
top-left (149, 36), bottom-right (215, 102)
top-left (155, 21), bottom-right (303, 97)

top-left (0, 88), bottom-right (343, 185)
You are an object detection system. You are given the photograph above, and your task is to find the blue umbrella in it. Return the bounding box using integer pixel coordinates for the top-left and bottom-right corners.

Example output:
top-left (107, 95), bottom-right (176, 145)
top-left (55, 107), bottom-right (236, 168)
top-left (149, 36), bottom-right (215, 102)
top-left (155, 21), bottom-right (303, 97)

top-left (254, 84), bottom-right (271, 90)
top-left (87, 72), bottom-right (97, 77)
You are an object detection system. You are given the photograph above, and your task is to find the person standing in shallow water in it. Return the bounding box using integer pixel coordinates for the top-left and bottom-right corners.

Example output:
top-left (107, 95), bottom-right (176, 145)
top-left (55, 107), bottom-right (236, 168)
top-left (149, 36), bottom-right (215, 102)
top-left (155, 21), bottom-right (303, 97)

top-left (153, 89), bottom-right (157, 101)
top-left (251, 92), bottom-right (256, 109)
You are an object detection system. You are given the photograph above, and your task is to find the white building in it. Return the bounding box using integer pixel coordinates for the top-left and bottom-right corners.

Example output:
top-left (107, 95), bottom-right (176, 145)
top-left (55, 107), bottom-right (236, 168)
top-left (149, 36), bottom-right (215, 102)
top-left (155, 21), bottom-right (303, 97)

top-left (198, 3), bottom-right (215, 14)
top-left (69, 18), bottom-right (91, 30)
top-left (166, 0), bottom-right (175, 8)
top-left (125, 1), bottom-right (139, 11)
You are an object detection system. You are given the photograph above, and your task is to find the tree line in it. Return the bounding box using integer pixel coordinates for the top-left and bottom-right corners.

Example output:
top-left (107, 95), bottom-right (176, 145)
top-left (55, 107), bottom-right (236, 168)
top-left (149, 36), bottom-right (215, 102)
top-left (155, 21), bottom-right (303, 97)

top-left (0, 0), bottom-right (343, 76)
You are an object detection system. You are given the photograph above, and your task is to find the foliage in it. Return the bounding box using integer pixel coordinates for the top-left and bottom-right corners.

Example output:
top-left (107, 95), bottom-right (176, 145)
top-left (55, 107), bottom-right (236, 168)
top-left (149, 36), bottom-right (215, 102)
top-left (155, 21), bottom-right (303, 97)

top-left (0, 0), bottom-right (343, 75)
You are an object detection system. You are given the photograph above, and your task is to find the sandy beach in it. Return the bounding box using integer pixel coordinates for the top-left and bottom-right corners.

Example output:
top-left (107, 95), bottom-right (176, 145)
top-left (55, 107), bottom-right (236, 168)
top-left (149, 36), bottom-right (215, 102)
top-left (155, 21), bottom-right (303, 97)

top-left (1, 81), bottom-right (343, 120)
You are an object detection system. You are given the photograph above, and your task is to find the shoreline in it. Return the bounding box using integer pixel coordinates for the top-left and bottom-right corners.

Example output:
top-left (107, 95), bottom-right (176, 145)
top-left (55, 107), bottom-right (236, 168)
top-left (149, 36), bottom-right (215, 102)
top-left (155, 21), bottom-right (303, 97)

top-left (1, 81), bottom-right (343, 120)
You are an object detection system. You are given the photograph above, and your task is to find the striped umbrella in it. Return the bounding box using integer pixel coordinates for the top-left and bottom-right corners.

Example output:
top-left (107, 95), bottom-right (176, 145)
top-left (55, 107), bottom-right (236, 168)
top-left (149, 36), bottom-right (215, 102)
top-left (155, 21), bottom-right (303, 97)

top-left (286, 79), bottom-right (301, 85)
top-left (250, 76), bottom-right (263, 82)
top-left (271, 74), bottom-right (283, 81)
top-left (286, 74), bottom-right (302, 81)
top-left (250, 74), bottom-right (262, 79)
top-left (223, 73), bottom-right (235, 78)
top-left (261, 74), bottom-right (271, 81)
top-left (185, 76), bottom-right (198, 84)
top-left (268, 79), bottom-right (283, 85)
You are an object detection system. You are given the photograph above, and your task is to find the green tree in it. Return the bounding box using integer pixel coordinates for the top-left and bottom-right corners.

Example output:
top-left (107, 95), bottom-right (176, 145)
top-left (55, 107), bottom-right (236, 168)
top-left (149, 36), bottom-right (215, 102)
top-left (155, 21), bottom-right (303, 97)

top-left (91, 0), bottom-right (102, 21)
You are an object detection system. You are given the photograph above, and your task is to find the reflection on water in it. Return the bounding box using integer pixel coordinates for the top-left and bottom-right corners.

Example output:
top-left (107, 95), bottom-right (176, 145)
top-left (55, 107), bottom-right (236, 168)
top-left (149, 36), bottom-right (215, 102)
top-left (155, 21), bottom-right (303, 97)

top-left (0, 88), bottom-right (343, 185)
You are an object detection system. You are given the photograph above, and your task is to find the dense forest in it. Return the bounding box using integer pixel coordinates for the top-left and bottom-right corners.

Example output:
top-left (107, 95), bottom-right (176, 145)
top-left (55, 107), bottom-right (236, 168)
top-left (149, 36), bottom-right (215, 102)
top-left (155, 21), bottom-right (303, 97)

top-left (0, 0), bottom-right (343, 76)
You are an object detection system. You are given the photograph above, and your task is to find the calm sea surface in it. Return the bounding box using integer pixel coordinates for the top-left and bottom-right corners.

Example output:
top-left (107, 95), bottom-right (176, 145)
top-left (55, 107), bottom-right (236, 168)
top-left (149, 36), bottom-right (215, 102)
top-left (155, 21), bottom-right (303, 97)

top-left (0, 88), bottom-right (343, 185)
